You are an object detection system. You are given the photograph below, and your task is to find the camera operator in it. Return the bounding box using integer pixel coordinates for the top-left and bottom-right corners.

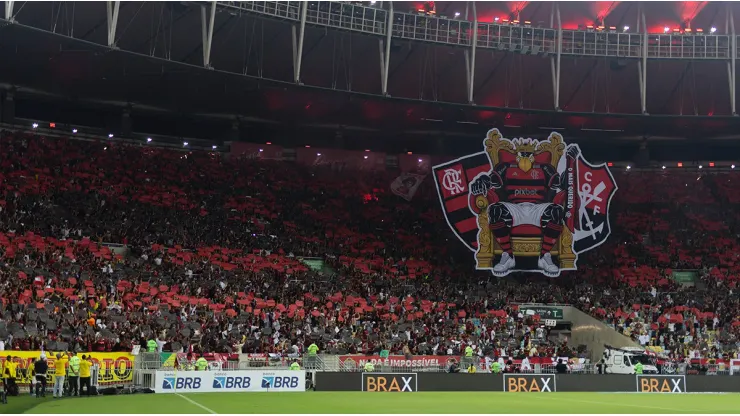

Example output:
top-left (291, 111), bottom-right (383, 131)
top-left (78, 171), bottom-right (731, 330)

top-left (448, 361), bottom-right (460, 373)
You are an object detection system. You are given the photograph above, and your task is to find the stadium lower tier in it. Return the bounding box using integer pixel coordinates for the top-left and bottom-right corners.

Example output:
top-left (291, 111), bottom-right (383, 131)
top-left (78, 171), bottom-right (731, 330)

top-left (0, 129), bottom-right (738, 363)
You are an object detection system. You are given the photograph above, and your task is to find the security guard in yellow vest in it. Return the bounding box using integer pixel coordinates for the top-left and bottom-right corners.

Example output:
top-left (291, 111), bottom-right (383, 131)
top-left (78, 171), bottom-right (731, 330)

top-left (195, 357), bottom-right (208, 371)
top-left (634, 362), bottom-right (644, 374)
top-left (68, 353), bottom-right (81, 396)
top-left (147, 339), bottom-right (158, 353)
top-left (463, 345), bottom-right (474, 367)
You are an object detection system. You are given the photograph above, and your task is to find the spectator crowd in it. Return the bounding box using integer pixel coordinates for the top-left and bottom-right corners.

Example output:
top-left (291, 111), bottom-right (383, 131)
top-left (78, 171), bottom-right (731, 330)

top-left (0, 130), bottom-right (738, 365)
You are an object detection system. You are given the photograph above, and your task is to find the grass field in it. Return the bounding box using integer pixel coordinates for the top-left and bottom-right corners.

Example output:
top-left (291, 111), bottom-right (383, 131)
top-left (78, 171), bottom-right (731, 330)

top-left (3, 392), bottom-right (740, 414)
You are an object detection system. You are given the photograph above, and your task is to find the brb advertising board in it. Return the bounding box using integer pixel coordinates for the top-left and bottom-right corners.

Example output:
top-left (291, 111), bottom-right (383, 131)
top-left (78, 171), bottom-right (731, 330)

top-left (361, 373), bottom-right (417, 392)
top-left (503, 374), bottom-right (556, 392)
top-left (154, 370), bottom-right (305, 393)
top-left (636, 375), bottom-right (686, 393)
top-left (433, 128), bottom-right (616, 277)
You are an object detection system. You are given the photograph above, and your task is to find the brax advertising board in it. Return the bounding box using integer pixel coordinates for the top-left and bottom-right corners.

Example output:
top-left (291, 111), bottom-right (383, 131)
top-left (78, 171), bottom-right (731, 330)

top-left (636, 375), bottom-right (687, 393)
top-left (361, 373), bottom-right (418, 392)
top-left (503, 374), bottom-right (556, 392)
top-left (153, 370), bottom-right (305, 393)
top-left (315, 372), bottom-right (740, 393)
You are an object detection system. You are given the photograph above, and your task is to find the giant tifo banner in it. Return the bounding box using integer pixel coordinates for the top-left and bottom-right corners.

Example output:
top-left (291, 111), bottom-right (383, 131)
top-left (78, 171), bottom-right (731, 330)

top-left (433, 129), bottom-right (617, 277)
top-left (0, 351), bottom-right (134, 386)
top-left (153, 370), bottom-right (305, 393)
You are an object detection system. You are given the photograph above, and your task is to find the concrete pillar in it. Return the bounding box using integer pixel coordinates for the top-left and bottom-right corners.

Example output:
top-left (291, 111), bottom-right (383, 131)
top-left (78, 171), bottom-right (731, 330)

top-left (1, 89), bottom-right (15, 125)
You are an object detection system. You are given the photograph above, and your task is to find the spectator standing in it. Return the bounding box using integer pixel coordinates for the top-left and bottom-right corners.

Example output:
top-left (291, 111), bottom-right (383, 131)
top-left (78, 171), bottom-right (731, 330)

top-left (79, 356), bottom-right (91, 397)
top-left (27, 359), bottom-right (34, 396)
top-left (34, 354), bottom-right (48, 397)
top-left (2, 356), bottom-right (8, 394)
top-left (3, 357), bottom-right (17, 396)
top-left (53, 353), bottom-right (68, 398)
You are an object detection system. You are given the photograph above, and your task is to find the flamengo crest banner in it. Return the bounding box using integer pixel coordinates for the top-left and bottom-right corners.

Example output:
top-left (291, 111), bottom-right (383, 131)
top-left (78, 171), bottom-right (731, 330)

top-left (432, 129), bottom-right (616, 277)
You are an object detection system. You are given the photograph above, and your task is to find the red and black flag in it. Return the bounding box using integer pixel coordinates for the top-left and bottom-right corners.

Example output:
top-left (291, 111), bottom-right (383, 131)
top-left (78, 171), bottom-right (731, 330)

top-left (573, 157), bottom-right (618, 254)
top-left (432, 152), bottom-right (492, 250)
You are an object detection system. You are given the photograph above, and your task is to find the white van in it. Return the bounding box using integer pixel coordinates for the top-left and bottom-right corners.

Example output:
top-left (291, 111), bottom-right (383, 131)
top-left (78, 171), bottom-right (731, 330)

top-left (602, 346), bottom-right (659, 374)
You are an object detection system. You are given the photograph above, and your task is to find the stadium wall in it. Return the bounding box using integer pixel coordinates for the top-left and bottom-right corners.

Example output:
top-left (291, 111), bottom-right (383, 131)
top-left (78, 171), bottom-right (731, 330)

top-left (561, 306), bottom-right (641, 359)
top-left (315, 373), bottom-right (740, 393)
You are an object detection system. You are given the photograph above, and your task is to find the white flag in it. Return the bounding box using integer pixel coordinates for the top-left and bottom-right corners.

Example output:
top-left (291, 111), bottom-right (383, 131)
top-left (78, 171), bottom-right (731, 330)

top-left (391, 173), bottom-right (425, 201)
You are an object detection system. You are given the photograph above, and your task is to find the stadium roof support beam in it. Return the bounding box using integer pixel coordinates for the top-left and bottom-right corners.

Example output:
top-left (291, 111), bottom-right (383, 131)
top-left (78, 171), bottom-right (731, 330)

top-left (4, 1), bottom-right (15, 22)
top-left (201, 1), bottom-right (217, 69)
top-left (106, 1), bottom-right (120, 48)
top-left (293, 1), bottom-right (308, 84)
top-left (379, 1), bottom-right (393, 96)
top-left (727, 4), bottom-right (737, 115)
top-left (467, 1), bottom-right (477, 105)
top-left (636, 5), bottom-right (647, 115)
top-left (550, 2), bottom-right (562, 111)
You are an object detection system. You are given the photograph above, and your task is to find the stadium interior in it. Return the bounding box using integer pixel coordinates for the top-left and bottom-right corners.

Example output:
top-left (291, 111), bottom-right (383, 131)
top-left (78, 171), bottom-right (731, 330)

top-left (1, 0), bottom-right (740, 413)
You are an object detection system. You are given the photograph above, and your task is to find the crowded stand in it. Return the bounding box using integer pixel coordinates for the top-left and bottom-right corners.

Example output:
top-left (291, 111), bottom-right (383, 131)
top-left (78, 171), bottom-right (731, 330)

top-left (0, 129), bottom-right (738, 373)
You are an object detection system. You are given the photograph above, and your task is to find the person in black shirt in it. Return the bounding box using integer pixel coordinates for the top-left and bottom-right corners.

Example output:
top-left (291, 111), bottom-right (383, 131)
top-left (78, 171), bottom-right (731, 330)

top-left (33, 355), bottom-right (48, 398)
top-left (555, 359), bottom-right (568, 374)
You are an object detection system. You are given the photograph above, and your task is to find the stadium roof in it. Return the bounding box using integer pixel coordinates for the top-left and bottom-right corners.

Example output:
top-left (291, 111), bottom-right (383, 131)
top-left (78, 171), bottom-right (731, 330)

top-left (3, 1), bottom-right (740, 152)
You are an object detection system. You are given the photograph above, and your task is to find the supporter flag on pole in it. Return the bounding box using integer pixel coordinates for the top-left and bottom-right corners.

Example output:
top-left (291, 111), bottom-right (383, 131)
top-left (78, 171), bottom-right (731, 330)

top-left (391, 173), bottom-right (426, 201)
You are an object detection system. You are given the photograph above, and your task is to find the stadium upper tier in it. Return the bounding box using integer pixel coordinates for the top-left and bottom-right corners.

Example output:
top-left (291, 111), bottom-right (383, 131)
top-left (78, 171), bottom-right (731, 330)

top-left (4, 1), bottom-right (740, 120)
top-left (236, 1), bottom-right (733, 60)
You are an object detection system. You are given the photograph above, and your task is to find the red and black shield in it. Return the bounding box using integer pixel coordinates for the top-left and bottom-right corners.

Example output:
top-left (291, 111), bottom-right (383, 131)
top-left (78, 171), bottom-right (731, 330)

top-left (432, 152), bottom-right (491, 251)
top-left (573, 157), bottom-right (618, 254)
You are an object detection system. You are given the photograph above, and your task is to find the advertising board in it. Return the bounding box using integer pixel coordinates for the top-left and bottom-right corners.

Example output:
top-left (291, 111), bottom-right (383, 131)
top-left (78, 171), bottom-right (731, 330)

top-left (339, 355), bottom-right (452, 369)
top-left (316, 372), bottom-right (739, 394)
top-left (153, 370), bottom-right (305, 393)
top-left (636, 374), bottom-right (687, 393)
top-left (361, 373), bottom-right (417, 392)
top-left (503, 374), bottom-right (556, 392)
top-left (0, 351), bottom-right (134, 386)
